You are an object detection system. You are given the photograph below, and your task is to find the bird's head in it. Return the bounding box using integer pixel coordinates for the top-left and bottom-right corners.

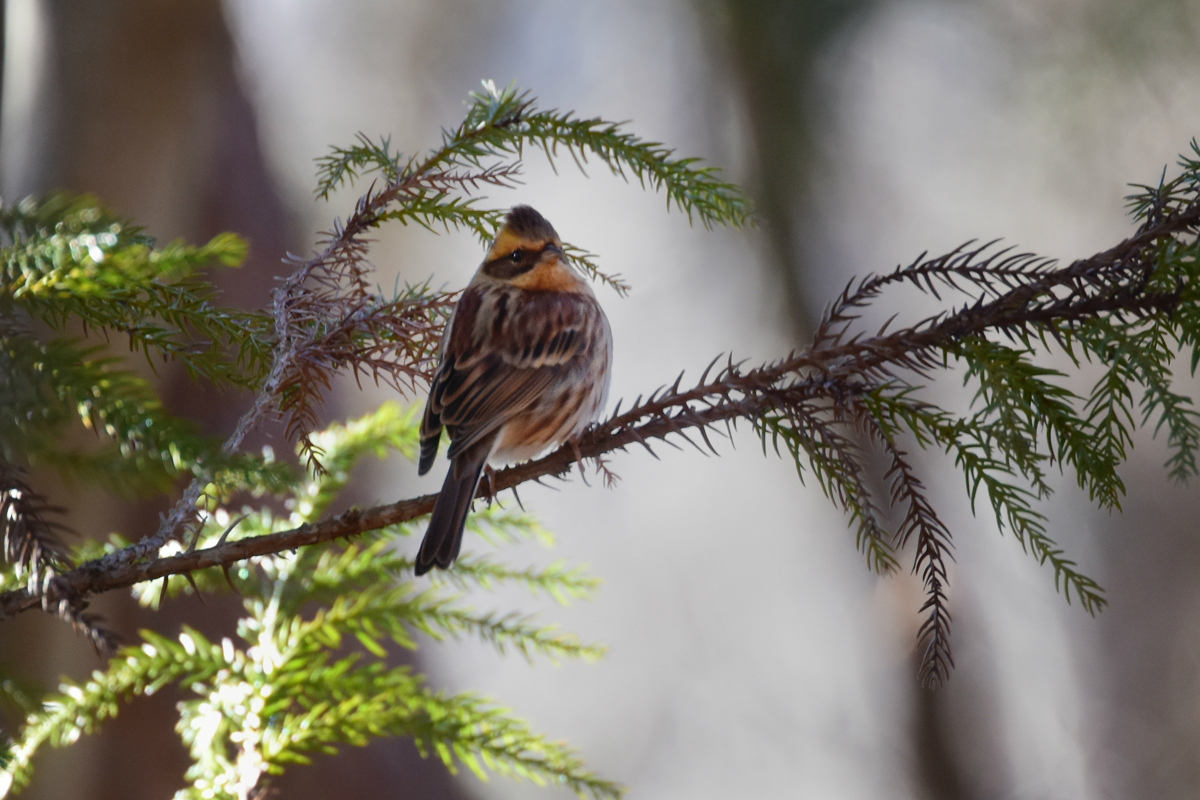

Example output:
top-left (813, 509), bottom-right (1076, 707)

top-left (480, 206), bottom-right (579, 291)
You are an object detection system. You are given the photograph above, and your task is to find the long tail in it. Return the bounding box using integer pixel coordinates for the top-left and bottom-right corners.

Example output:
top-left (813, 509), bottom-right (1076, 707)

top-left (415, 439), bottom-right (491, 575)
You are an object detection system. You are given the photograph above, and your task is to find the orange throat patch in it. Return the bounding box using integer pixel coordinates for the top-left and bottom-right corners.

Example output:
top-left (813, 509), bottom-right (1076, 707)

top-left (509, 259), bottom-right (583, 293)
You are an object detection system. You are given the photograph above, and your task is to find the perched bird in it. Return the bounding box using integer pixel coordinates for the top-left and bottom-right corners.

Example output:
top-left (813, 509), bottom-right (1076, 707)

top-left (415, 206), bottom-right (613, 574)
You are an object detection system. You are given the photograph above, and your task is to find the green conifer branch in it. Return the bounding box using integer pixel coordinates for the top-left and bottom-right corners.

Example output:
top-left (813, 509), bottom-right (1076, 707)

top-left (759, 407), bottom-right (900, 575)
top-left (0, 335), bottom-right (287, 495)
top-left (1, 195), bottom-right (268, 389)
top-left (398, 685), bottom-right (622, 798)
top-left (433, 556), bottom-right (601, 604)
top-left (0, 627), bottom-right (229, 796)
top-left (3, 404), bottom-right (610, 798)
top-left (312, 80), bottom-right (749, 295)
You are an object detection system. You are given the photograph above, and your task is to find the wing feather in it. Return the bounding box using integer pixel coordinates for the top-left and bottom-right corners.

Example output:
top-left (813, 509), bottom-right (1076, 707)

top-left (421, 284), bottom-right (601, 464)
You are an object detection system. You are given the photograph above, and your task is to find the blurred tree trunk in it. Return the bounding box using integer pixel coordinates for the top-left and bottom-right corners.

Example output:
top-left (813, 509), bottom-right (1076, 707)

top-left (694, 0), bottom-right (871, 340)
top-left (692, 4), bottom-right (984, 799)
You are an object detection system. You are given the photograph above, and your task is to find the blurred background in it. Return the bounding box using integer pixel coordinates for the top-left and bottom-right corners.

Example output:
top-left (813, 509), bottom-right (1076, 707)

top-left (4, 0), bottom-right (1200, 798)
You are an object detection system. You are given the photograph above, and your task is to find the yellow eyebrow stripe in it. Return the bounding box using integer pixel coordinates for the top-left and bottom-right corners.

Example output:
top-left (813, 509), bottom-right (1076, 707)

top-left (486, 229), bottom-right (527, 261)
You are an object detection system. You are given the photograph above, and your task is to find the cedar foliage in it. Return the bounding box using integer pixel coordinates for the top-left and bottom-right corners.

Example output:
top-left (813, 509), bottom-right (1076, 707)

top-left (2, 80), bottom-right (1200, 795)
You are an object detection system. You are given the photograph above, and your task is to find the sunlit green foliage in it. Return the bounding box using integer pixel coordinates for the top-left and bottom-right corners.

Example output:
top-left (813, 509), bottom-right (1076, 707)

top-left (1, 404), bottom-right (615, 799)
top-left (0, 194), bottom-right (286, 496)
top-left (1, 194), bottom-right (269, 387)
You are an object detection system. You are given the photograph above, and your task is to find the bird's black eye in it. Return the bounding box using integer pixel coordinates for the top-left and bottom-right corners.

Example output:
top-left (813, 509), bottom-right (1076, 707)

top-left (484, 247), bottom-right (536, 279)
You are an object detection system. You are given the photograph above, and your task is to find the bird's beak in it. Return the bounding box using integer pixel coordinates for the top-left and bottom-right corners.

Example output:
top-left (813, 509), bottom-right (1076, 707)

top-left (542, 243), bottom-right (564, 258)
